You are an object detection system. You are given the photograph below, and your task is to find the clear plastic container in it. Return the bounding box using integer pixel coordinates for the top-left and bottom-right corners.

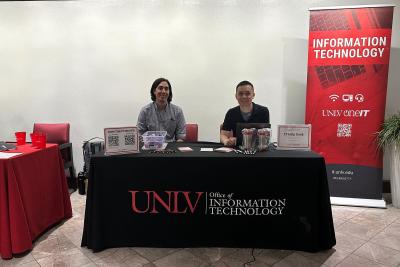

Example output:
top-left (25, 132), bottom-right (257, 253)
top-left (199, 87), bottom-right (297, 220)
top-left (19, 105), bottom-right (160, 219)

top-left (142, 131), bottom-right (167, 149)
top-left (241, 128), bottom-right (256, 151)
top-left (257, 128), bottom-right (271, 151)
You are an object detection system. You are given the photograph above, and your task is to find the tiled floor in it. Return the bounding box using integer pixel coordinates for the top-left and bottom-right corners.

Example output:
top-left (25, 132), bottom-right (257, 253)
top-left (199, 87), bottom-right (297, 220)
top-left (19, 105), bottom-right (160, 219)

top-left (1, 192), bottom-right (400, 267)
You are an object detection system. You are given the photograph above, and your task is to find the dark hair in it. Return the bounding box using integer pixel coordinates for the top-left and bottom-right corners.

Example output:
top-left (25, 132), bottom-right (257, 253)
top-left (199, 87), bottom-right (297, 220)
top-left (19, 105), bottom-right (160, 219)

top-left (150, 78), bottom-right (173, 102)
top-left (236, 80), bottom-right (254, 91)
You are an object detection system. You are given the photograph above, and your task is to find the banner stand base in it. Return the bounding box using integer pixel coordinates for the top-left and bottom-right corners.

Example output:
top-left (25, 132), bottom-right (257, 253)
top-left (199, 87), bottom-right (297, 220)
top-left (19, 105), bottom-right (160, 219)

top-left (330, 197), bottom-right (386, 208)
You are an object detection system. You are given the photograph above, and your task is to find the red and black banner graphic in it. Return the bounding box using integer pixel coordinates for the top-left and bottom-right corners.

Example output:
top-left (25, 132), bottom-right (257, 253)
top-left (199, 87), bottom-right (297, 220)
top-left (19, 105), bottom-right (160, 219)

top-left (129, 190), bottom-right (286, 216)
top-left (305, 6), bottom-right (394, 199)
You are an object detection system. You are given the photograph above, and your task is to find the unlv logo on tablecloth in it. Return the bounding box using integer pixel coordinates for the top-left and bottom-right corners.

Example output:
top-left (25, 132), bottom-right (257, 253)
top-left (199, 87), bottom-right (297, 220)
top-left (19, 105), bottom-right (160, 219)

top-left (129, 190), bottom-right (204, 214)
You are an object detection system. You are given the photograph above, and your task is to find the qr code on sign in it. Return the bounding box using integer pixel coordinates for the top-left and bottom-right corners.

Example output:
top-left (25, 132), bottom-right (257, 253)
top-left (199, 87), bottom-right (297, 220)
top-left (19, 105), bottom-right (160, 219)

top-left (124, 134), bottom-right (135, 146)
top-left (108, 135), bottom-right (119, 146)
top-left (337, 123), bottom-right (352, 137)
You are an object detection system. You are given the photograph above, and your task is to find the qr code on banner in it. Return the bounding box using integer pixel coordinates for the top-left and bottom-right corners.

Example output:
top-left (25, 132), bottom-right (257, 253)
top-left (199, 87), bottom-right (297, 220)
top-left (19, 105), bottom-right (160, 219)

top-left (124, 134), bottom-right (135, 146)
top-left (337, 123), bottom-right (352, 137)
top-left (108, 135), bottom-right (120, 146)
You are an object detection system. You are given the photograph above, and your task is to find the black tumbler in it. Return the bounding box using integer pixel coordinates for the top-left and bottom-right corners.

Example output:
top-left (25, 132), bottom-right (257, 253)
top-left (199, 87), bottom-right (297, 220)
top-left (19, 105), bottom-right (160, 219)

top-left (77, 172), bottom-right (86, 195)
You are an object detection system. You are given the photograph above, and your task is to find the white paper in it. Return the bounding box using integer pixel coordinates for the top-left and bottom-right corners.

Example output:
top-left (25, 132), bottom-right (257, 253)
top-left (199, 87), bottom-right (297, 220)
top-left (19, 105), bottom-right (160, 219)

top-left (177, 147), bottom-right (193, 152)
top-left (214, 147), bottom-right (234, 153)
top-left (200, 148), bottom-right (214, 152)
top-left (0, 152), bottom-right (22, 159)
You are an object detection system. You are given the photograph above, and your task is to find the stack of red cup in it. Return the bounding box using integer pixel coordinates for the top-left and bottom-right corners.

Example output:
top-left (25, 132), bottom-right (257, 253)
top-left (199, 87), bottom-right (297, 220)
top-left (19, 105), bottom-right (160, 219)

top-left (15, 132), bottom-right (26, 146)
top-left (30, 132), bottom-right (46, 149)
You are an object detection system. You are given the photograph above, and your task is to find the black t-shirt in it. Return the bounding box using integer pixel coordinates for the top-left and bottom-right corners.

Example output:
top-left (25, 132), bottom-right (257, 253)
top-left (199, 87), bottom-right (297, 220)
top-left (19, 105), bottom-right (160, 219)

top-left (221, 103), bottom-right (270, 137)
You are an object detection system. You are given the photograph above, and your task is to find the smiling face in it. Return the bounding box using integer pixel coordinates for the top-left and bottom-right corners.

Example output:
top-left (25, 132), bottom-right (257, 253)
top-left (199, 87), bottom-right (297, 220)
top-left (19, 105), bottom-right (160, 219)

top-left (235, 84), bottom-right (255, 106)
top-left (153, 81), bottom-right (170, 105)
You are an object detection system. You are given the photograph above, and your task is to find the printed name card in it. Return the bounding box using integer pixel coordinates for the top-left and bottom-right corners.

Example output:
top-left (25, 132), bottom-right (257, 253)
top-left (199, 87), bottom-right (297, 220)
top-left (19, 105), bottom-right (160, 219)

top-left (277, 124), bottom-right (311, 150)
top-left (104, 127), bottom-right (139, 155)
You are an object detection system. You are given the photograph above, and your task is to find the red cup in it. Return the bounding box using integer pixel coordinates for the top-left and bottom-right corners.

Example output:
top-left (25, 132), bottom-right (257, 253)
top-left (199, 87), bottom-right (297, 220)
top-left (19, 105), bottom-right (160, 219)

top-left (30, 133), bottom-right (38, 147)
top-left (36, 133), bottom-right (47, 149)
top-left (15, 131), bottom-right (26, 146)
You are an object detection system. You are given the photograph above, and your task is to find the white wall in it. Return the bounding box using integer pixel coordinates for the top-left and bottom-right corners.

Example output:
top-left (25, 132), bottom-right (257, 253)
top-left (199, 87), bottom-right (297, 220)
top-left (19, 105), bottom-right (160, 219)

top-left (1, 0), bottom-right (399, 176)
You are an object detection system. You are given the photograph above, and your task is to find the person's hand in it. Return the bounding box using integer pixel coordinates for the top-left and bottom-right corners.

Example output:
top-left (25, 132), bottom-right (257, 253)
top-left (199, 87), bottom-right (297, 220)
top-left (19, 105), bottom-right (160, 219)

top-left (223, 137), bottom-right (236, 147)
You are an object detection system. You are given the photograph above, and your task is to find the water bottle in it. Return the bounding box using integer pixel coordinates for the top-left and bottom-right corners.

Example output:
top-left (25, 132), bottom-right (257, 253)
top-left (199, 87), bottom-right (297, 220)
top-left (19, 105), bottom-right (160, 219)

top-left (77, 172), bottom-right (86, 195)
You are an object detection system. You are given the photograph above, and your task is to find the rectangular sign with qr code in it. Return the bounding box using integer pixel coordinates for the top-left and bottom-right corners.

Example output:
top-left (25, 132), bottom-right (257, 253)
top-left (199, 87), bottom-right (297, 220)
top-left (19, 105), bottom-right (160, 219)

top-left (277, 124), bottom-right (311, 150)
top-left (104, 127), bottom-right (139, 155)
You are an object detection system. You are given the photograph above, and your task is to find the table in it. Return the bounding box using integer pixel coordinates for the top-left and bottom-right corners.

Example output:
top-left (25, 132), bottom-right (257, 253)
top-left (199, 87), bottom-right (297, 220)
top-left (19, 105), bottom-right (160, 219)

top-left (82, 142), bottom-right (335, 252)
top-left (0, 144), bottom-right (72, 259)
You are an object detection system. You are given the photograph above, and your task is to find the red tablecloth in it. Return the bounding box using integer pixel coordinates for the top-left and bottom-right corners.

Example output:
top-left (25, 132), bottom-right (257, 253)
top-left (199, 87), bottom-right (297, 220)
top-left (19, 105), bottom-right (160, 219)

top-left (0, 144), bottom-right (72, 259)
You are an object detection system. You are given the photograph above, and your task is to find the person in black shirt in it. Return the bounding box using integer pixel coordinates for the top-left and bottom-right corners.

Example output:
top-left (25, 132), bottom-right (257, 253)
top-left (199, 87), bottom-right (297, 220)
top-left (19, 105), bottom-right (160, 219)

top-left (220, 80), bottom-right (269, 147)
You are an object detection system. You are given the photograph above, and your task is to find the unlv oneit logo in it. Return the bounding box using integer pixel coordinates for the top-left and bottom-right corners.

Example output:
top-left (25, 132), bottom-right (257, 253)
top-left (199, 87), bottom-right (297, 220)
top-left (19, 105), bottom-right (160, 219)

top-left (129, 191), bottom-right (204, 214)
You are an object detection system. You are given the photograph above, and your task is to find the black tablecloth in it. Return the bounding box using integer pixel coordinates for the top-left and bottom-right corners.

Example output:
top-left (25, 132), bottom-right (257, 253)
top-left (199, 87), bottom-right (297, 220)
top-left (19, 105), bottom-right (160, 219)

top-left (82, 142), bottom-right (335, 252)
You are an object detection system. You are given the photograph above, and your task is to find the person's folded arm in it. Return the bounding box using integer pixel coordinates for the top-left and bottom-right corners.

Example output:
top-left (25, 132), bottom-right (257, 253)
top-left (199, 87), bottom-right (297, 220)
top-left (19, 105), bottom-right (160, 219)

top-left (220, 112), bottom-right (235, 146)
top-left (137, 109), bottom-right (148, 135)
top-left (220, 130), bottom-right (235, 147)
top-left (175, 108), bottom-right (186, 141)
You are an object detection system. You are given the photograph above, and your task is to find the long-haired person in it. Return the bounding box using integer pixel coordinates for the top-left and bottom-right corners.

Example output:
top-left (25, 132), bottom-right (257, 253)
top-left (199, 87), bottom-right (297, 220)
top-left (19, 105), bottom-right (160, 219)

top-left (137, 78), bottom-right (186, 142)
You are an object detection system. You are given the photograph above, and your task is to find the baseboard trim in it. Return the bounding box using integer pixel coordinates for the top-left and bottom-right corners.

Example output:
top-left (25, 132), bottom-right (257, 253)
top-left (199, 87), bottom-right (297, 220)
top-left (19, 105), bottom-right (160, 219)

top-left (330, 197), bottom-right (386, 208)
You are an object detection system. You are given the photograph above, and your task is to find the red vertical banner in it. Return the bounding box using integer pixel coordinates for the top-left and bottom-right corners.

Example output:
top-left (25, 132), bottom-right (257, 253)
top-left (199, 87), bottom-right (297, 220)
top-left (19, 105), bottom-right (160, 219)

top-left (305, 6), bottom-right (394, 203)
